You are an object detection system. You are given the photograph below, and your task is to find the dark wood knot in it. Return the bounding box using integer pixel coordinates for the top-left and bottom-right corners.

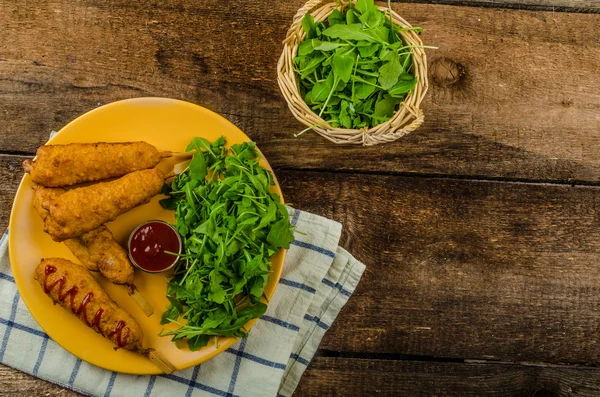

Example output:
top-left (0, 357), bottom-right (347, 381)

top-left (430, 58), bottom-right (463, 87)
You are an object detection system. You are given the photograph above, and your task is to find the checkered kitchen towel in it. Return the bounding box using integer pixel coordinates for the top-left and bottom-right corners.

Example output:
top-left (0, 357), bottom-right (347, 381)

top-left (0, 208), bottom-right (365, 397)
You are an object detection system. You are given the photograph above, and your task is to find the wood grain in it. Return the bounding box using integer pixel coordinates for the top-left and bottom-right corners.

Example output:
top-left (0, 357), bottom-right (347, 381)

top-left (3, 158), bottom-right (600, 365)
top-left (297, 357), bottom-right (600, 396)
top-left (4, 358), bottom-right (600, 397)
top-left (0, 156), bottom-right (29, 231)
top-left (277, 169), bottom-right (600, 365)
top-left (0, 364), bottom-right (78, 396)
top-left (394, 0), bottom-right (600, 13)
top-left (0, 1), bottom-right (599, 182)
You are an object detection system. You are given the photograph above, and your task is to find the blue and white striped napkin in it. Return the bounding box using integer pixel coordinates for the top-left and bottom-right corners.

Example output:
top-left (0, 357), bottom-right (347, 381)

top-left (0, 206), bottom-right (365, 397)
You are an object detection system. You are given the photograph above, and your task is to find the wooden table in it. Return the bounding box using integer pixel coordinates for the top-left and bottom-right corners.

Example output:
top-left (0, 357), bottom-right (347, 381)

top-left (1, 0), bottom-right (599, 395)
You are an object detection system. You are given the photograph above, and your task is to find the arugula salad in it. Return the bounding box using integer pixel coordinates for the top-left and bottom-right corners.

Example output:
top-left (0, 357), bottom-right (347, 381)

top-left (159, 137), bottom-right (294, 350)
top-left (294, 0), bottom-right (423, 129)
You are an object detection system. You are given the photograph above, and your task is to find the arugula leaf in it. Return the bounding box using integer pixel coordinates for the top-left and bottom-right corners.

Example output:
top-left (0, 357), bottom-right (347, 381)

top-left (267, 218), bottom-right (295, 248)
top-left (188, 335), bottom-right (210, 351)
top-left (378, 50), bottom-right (402, 90)
top-left (388, 75), bottom-right (417, 97)
top-left (354, 77), bottom-right (377, 99)
top-left (322, 24), bottom-right (381, 43)
top-left (358, 43), bottom-right (380, 58)
top-left (328, 9), bottom-right (344, 26)
top-left (359, 9), bottom-right (384, 28)
top-left (314, 41), bottom-right (344, 51)
top-left (374, 94), bottom-right (399, 118)
top-left (296, 53), bottom-right (326, 78)
top-left (160, 296), bottom-right (180, 325)
top-left (355, 0), bottom-right (376, 14)
top-left (301, 14), bottom-right (317, 39)
top-left (298, 40), bottom-right (315, 56)
top-left (160, 195), bottom-right (180, 210)
top-left (372, 25), bottom-right (391, 43)
top-left (188, 148), bottom-right (208, 180)
top-left (308, 73), bottom-right (333, 102)
top-left (332, 51), bottom-right (355, 83)
top-left (186, 137), bottom-right (213, 155)
top-left (339, 100), bottom-right (352, 128)
top-left (346, 8), bottom-right (357, 25)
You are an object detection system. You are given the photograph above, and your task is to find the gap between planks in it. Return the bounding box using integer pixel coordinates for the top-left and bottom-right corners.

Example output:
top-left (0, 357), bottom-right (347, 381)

top-left (273, 166), bottom-right (600, 188)
top-left (316, 349), bottom-right (600, 370)
top-left (0, 152), bottom-right (34, 158)
top-left (2, 151), bottom-right (600, 189)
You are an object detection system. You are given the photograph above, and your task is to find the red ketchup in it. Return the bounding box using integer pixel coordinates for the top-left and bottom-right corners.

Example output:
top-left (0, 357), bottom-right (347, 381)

top-left (128, 221), bottom-right (181, 273)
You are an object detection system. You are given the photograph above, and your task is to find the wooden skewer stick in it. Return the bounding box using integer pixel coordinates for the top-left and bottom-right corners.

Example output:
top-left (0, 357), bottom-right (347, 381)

top-left (164, 160), bottom-right (191, 180)
top-left (128, 285), bottom-right (154, 317)
top-left (173, 160), bottom-right (190, 175)
top-left (146, 350), bottom-right (176, 374)
top-left (169, 150), bottom-right (195, 158)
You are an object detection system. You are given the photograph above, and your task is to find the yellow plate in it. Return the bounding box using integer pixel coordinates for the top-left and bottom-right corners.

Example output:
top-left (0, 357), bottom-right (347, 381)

top-left (8, 98), bottom-right (285, 374)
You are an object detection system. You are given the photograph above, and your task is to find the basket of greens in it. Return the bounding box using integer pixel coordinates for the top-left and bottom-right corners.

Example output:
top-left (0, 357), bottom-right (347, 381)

top-left (277, 0), bottom-right (429, 146)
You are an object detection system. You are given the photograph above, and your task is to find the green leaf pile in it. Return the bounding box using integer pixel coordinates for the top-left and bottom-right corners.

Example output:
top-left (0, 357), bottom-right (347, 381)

top-left (294, 0), bottom-right (422, 129)
top-left (159, 137), bottom-right (294, 350)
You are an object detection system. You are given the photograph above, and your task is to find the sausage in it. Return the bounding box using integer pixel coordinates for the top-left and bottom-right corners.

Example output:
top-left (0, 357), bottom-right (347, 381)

top-left (42, 168), bottom-right (164, 241)
top-left (23, 142), bottom-right (168, 187)
top-left (34, 258), bottom-right (144, 351)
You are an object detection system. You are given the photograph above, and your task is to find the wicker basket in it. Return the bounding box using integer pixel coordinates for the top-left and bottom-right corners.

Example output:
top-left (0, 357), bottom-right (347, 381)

top-left (277, 0), bottom-right (429, 146)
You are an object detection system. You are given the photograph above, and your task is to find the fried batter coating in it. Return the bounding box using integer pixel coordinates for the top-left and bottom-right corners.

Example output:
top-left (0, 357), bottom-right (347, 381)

top-left (33, 185), bottom-right (97, 272)
top-left (31, 185), bottom-right (63, 222)
top-left (80, 226), bottom-right (134, 285)
top-left (23, 142), bottom-right (167, 187)
top-left (63, 238), bottom-right (99, 272)
top-left (42, 168), bottom-right (164, 241)
top-left (34, 258), bottom-right (144, 351)
top-left (33, 185), bottom-right (135, 282)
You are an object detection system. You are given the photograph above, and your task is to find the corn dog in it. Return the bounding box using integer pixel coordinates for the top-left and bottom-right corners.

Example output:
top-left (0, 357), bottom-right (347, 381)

top-left (34, 258), bottom-right (144, 351)
top-left (35, 258), bottom-right (175, 373)
top-left (23, 142), bottom-right (170, 187)
top-left (40, 168), bottom-right (164, 241)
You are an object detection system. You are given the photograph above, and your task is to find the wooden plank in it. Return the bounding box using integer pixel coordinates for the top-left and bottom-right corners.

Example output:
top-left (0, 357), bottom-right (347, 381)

top-left (4, 358), bottom-right (600, 397)
top-left (0, 156), bottom-right (28, 231)
top-left (395, 0), bottom-right (600, 13)
top-left (1, 2), bottom-right (599, 182)
top-left (276, 169), bottom-right (600, 365)
top-left (3, 156), bottom-right (600, 365)
top-left (0, 364), bottom-right (78, 396)
top-left (297, 357), bottom-right (600, 396)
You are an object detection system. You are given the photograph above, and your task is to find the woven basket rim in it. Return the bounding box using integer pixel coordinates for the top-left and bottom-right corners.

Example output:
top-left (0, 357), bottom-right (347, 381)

top-left (277, 0), bottom-right (429, 146)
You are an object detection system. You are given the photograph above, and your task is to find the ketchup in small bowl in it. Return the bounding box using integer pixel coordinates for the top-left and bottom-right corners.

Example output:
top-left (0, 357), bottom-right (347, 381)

top-left (127, 220), bottom-right (182, 273)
